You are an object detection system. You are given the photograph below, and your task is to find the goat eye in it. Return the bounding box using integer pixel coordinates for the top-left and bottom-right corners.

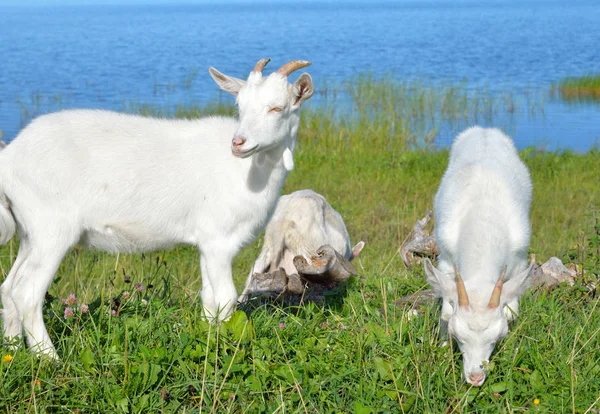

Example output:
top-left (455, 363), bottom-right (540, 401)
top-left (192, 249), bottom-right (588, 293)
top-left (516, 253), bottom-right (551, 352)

top-left (269, 107), bottom-right (283, 113)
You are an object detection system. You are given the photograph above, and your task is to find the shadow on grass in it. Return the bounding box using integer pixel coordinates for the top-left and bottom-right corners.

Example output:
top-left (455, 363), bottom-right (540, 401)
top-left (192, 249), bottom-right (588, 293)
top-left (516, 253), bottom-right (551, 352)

top-left (239, 278), bottom-right (353, 319)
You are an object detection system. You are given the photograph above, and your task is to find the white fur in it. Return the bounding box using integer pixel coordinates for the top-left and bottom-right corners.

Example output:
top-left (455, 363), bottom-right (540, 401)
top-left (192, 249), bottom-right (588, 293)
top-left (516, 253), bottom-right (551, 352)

top-left (239, 189), bottom-right (364, 301)
top-left (0, 60), bottom-right (313, 358)
top-left (424, 126), bottom-right (533, 386)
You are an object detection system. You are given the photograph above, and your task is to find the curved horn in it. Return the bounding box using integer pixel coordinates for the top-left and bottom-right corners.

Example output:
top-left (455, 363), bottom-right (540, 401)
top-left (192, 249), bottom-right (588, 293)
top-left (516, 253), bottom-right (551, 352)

top-left (277, 60), bottom-right (311, 76)
top-left (488, 265), bottom-right (507, 309)
top-left (454, 265), bottom-right (470, 309)
top-left (253, 58), bottom-right (271, 74)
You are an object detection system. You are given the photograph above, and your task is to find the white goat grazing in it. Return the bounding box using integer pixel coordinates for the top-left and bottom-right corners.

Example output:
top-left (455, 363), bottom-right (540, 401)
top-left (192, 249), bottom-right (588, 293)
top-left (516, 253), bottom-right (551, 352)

top-left (424, 127), bottom-right (534, 387)
top-left (239, 189), bottom-right (364, 301)
top-left (0, 58), bottom-right (314, 358)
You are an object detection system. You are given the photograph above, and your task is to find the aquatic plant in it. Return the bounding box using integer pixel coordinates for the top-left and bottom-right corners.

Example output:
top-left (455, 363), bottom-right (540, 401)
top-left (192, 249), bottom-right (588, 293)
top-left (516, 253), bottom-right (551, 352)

top-left (553, 74), bottom-right (600, 102)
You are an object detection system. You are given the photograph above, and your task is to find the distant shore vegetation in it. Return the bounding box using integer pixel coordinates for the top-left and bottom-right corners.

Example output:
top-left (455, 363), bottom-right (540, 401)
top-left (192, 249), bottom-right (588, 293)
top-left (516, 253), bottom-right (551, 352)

top-left (123, 74), bottom-right (543, 152)
top-left (553, 74), bottom-right (600, 102)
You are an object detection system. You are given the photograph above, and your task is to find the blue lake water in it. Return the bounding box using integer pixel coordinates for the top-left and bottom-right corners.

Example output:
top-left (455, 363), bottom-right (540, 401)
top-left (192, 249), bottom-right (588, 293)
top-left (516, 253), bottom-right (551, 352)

top-left (0, 0), bottom-right (599, 151)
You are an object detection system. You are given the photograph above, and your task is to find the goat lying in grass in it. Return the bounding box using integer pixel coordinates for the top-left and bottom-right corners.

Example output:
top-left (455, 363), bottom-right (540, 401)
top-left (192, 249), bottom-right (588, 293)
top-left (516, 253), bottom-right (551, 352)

top-left (424, 127), bottom-right (534, 386)
top-left (0, 58), bottom-right (313, 358)
top-left (239, 189), bottom-right (364, 302)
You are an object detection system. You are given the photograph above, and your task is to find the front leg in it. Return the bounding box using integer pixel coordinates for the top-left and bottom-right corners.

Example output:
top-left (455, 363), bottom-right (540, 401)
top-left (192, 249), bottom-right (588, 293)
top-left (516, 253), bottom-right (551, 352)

top-left (199, 251), bottom-right (217, 319)
top-left (199, 247), bottom-right (238, 323)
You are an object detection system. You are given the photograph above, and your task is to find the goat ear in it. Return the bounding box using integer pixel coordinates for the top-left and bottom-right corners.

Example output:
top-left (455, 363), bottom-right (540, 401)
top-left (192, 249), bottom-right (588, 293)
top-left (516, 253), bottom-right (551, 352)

top-left (209, 67), bottom-right (246, 95)
top-left (350, 241), bottom-right (365, 260)
top-left (424, 258), bottom-right (454, 298)
top-left (291, 73), bottom-right (314, 107)
top-left (501, 263), bottom-right (534, 304)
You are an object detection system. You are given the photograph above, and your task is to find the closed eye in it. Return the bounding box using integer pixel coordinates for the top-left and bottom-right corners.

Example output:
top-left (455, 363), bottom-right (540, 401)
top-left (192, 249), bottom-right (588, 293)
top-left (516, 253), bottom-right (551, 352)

top-left (269, 107), bottom-right (283, 113)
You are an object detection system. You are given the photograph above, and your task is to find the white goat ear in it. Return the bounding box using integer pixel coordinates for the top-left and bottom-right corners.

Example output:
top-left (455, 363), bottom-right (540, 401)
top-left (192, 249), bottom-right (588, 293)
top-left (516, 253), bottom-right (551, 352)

top-left (209, 67), bottom-right (246, 95)
top-left (501, 262), bottom-right (534, 304)
top-left (350, 241), bottom-right (365, 260)
top-left (283, 147), bottom-right (294, 171)
top-left (291, 73), bottom-right (314, 107)
top-left (424, 258), bottom-right (454, 298)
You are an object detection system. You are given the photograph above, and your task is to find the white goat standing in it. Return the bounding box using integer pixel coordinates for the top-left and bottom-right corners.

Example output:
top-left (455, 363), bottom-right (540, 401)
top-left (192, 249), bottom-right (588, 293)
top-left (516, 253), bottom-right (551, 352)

top-left (0, 58), bottom-right (314, 358)
top-left (424, 127), bottom-right (534, 386)
top-left (239, 189), bottom-right (364, 301)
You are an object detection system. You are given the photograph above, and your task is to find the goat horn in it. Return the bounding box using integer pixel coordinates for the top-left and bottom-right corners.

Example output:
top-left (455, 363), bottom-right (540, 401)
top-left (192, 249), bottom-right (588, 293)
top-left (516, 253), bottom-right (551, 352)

top-left (454, 264), bottom-right (470, 309)
top-left (277, 60), bottom-right (311, 76)
top-left (253, 58), bottom-right (271, 73)
top-left (488, 265), bottom-right (507, 309)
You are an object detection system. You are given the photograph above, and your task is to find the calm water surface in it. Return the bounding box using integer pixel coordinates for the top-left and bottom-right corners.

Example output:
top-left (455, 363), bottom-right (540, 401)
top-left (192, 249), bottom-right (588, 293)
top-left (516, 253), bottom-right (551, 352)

top-left (0, 1), bottom-right (599, 150)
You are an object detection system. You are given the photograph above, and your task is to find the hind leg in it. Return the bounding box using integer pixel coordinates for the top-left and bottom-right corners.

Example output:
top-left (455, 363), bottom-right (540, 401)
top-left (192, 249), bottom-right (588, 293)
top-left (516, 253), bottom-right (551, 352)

top-left (9, 236), bottom-right (75, 358)
top-left (1, 241), bottom-right (31, 346)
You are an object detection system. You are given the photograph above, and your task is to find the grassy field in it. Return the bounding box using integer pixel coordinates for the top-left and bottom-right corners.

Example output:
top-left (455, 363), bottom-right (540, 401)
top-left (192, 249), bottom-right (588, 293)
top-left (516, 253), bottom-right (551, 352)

top-left (553, 74), bottom-right (600, 102)
top-left (1, 78), bottom-right (599, 413)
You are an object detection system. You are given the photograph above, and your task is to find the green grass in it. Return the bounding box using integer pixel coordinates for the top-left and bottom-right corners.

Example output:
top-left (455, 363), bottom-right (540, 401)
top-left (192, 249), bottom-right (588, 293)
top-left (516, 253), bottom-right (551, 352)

top-left (553, 74), bottom-right (600, 102)
top-left (1, 77), bottom-right (599, 413)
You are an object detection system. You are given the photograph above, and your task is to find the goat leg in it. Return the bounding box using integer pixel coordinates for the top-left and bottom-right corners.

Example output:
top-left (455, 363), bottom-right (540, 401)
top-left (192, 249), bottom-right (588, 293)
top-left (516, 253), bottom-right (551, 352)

top-left (246, 268), bottom-right (288, 297)
top-left (293, 244), bottom-right (357, 285)
top-left (401, 210), bottom-right (439, 268)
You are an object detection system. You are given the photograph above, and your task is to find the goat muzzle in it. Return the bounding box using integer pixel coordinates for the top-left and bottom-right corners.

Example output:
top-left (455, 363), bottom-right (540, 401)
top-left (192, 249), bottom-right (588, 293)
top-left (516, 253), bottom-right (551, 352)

top-left (232, 136), bottom-right (246, 149)
top-left (467, 371), bottom-right (485, 387)
top-left (231, 136), bottom-right (247, 156)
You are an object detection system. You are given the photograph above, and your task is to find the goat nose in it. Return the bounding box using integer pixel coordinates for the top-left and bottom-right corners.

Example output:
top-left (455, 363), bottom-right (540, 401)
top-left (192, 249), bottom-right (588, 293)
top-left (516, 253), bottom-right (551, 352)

top-left (468, 372), bottom-right (485, 386)
top-left (232, 136), bottom-right (246, 148)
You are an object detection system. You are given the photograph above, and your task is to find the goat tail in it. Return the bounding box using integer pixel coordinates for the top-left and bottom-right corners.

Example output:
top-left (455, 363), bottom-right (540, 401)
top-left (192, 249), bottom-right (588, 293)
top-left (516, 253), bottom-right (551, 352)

top-left (0, 192), bottom-right (16, 245)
